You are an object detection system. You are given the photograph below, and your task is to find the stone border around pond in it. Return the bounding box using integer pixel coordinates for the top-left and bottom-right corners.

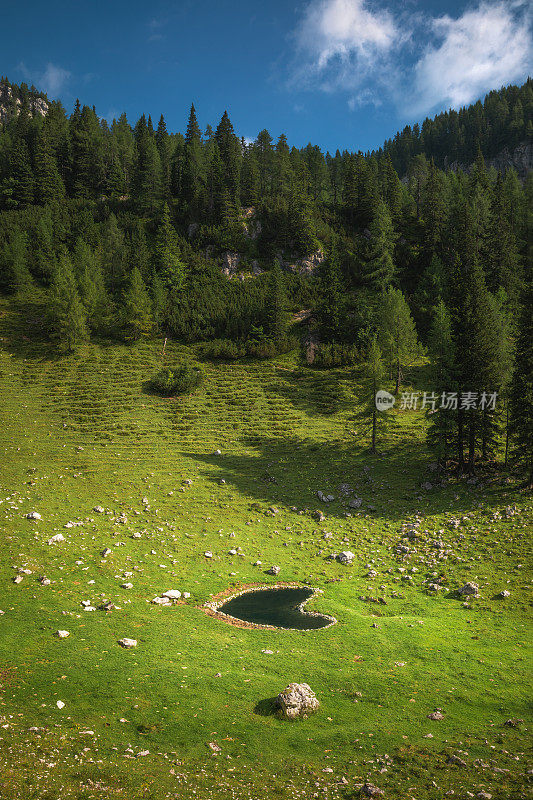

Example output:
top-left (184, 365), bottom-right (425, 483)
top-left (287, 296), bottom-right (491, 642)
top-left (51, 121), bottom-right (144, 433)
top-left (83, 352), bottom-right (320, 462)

top-left (200, 582), bottom-right (337, 631)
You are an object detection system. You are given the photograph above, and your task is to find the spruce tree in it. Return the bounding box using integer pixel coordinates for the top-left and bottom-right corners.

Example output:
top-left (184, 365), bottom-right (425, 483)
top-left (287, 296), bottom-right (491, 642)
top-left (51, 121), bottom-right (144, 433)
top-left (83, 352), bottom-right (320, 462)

top-left (426, 301), bottom-right (455, 468)
top-left (379, 287), bottom-right (420, 393)
top-left (357, 336), bottom-right (388, 454)
top-left (509, 268), bottom-right (533, 487)
top-left (122, 267), bottom-right (153, 341)
top-left (265, 260), bottom-right (288, 341)
top-left (49, 256), bottom-right (88, 352)
top-left (154, 203), bottom-right (186, 289)
top-left (365, 200), bottom-right (396, 291)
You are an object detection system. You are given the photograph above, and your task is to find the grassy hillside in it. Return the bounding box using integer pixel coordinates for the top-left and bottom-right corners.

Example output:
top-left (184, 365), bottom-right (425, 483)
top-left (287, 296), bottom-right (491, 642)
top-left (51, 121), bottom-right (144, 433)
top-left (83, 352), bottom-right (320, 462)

top-left (0, 298), bottom-right (531, 800)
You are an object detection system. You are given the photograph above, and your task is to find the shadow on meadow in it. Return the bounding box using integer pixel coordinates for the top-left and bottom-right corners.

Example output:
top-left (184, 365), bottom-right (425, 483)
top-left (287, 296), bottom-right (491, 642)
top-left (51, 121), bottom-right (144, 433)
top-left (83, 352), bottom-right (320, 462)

top-left (186, 434), bottom-right (499, 524)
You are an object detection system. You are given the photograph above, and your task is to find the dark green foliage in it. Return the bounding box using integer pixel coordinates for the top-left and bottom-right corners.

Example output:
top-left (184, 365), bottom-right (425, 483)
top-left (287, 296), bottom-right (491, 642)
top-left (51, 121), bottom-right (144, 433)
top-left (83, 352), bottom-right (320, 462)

top-left (48, 255), bottom-right (88, 352)
top-left (310, 343), bottom-right (358, 369)
top-left (149, 362), bottom-right (204, 395)
top-left (122, 267), bottom-right (153, 341)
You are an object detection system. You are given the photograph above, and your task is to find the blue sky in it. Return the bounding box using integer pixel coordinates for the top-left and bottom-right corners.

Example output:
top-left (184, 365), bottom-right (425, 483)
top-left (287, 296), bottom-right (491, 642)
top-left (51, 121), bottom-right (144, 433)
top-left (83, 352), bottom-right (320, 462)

top-left (2, 0), bottom-right (531, 153)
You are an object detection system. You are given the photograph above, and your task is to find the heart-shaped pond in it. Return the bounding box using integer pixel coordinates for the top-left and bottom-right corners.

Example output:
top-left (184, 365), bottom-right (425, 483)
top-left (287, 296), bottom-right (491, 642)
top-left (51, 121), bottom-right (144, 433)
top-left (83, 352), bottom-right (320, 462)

top-left (218, 587), bottom-right (335, 630)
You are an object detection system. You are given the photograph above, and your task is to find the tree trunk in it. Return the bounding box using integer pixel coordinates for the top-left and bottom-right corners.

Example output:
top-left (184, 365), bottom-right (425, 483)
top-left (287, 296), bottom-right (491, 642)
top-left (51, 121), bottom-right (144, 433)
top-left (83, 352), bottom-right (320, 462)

top-left (371, 406), bottom-right (376, 454)
top-left (457, 408), bottom-right (465, 473)
top-left (394, 358), bottom-right (401, 394)
top-left (504, 400), bottom-right (509, 469)
top-left (468, 413), bottom-right (476, 474)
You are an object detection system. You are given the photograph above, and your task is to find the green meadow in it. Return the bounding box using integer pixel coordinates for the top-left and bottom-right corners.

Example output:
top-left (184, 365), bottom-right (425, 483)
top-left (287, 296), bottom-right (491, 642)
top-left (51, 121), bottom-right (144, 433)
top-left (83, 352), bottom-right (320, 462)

top-left (0, 298), bottom-right (531, 799)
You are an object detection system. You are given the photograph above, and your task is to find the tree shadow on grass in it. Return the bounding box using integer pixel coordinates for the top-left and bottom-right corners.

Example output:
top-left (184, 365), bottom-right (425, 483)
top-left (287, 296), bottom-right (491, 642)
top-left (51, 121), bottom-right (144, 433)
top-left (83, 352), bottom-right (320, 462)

top-left (185, 433), bottom-right (499, 524)
top-left (253, 697), bottom-right (279, 717)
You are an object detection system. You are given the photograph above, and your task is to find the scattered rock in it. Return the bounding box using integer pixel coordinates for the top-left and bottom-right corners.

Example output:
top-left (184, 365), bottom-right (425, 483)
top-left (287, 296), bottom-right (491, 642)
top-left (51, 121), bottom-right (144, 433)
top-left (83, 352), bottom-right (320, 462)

top-left (93, 506), bottom-right (105, 513)
top-left (349, 497), bottom-right (363, 509)
top-left (56, 700), bottom-right (65, 709)
top-left (268, 565), bottom-right (281, 576)
top-left (447, 755), bottom-right (467, 767)
top-left (276, 683), bottom-right (319, 719)
top-left (47, 533), bottom-right (65, 544)
top-left (498, 589), bottom-right (510, 598)
top-left (458, 582), bottom-right (479, 596)
top-left (362, 784), bottom-right (385, 797)
top-left (337, 551), bottom-right (355, 565)
top-left (26, 512), bottom-right (41, 521)
top-left (162, 589), bottom-right (181, 600)
top-left (118, 638), bottom-right (137, 648)
top-left (55, 630), bottom-right (70, 638)
top-left (427, 709), bottom-right (445, 721)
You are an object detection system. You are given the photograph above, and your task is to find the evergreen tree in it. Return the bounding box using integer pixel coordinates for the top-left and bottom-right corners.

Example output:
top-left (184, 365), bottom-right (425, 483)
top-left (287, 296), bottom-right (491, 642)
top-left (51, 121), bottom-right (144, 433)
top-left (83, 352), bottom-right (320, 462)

top-left (265, 260), bottom-right (288, 340)
top-left (0, 227), bottom-right (32, 293)
top-left (379, 287), bottom-right (420, 393)
top-left (365, 200), bottom-right (395, 291)
top-left (154, 202), bottom-right (186, 288)
top-left (34, 129), bottom-right (65, 205)
top-left (48, 256), bottom-right (88, 352)
top-left (122, 267), bottom-right (153, 341)
top-left (358, 336), bottom-right (388, 454)
top-left (509, 268), bottom-right (533, 487)
top-left (426, 301), bottom-right (455, 468)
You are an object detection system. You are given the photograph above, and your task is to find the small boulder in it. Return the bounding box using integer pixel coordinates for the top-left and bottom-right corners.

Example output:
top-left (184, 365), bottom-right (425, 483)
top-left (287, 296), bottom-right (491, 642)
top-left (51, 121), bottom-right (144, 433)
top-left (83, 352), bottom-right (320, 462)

top-left (162, 589), bottom-right (181, 600)
top-left (26, 511), bottom-right (41, 521)
top-left (427, 708), bottom-right (445, 720)
top-left (47, 533), bottom-right (65, 544)
top-left (93, 506), bottom-right (105, 513)
top-left (55, 630), bottom-right (70, 638)
top-left (118, 638), bottom-right (137, 648)
top-left (337, 551), bottom-right (355, 565)
top-left (447, 755), bottom-right (467, 767)
top-left (268, 565), bottom-right (281, 576)
top-left (276, 683), bottom-right (319, 719)
top-left (458, 582), bottom-right (479, 596)
top-left (362, 784), bottom-right (385, 797)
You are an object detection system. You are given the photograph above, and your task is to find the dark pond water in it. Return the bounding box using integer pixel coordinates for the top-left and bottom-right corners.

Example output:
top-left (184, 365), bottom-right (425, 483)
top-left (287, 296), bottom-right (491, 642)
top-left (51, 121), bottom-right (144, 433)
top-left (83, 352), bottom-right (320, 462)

top-left (219, 587), bottom-right (333, 630)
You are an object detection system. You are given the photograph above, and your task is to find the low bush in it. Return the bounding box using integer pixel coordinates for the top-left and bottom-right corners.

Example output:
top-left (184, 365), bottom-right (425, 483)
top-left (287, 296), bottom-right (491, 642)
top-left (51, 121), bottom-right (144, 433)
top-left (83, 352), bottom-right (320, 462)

top-left (310, 343), bottom-right (359, 368)
top-left (148, 363), bottom-right (204, 395)
top-left (198, 336), bottom-right (298, 361)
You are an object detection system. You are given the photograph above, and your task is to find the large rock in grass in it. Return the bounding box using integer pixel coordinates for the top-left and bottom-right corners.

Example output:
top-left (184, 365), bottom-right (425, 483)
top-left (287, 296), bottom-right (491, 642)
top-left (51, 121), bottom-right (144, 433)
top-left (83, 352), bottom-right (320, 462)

top-left (337, 551), bottom-right (355, 565)
top-left (276, 683), bottom-right (319, 719)
top-left (458, 581), bottom-right (479, 596)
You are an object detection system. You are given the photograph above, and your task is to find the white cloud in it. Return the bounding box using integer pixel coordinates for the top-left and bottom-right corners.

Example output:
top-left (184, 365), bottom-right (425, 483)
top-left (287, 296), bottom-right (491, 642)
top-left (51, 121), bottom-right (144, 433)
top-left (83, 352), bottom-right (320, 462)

top-left (410, 1), bottom-right (532, 115)
top-left (17, 61), bottom-right (71, 97)
top-left (289, 0), bottom-right (532, 116)
top-left (291, 0), bottom-right (405, 94)
top-left (40, 63), bottom-right (71, 96)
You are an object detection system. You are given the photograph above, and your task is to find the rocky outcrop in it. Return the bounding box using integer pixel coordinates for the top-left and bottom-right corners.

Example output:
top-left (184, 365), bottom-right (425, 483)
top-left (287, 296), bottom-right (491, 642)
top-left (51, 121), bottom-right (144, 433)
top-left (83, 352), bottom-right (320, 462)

top-left (276, 683), bottom-right (319, 719)
top-left (221, 251), bottom-right (241, 276)
top-left (445, 140), bottom-right (532, 181)
top-left (0, 82), bottom-right (49, 125)
top-left (283, 249), bottom-right (325, 275)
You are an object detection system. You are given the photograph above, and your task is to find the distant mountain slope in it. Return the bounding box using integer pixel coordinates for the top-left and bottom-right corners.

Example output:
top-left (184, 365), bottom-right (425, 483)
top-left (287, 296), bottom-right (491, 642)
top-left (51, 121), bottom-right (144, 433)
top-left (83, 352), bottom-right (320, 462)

top-left (375, 79), bottom-right (532, 177)
top-left (0, 78), bottom-right (49, 124)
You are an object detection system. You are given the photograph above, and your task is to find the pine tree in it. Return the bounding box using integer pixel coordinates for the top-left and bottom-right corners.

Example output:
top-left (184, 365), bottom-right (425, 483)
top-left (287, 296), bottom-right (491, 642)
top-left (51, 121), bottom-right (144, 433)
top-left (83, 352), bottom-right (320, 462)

top-left (317, 249), bottom-right (344, 340)
top-left (151, 270), bottom-right (168, 333)
top-left (76, 244), bottom-right (113, 335)
top-left (426, 301), bottom-right (455, 468)
top-left (34, 129), bottom-right (65, 205)
top-left (122, 267), bottom-right (153, 341)
top-left (357, 336), bottom-right (388, 454)
top-left (0, 227), bottom-right (32, 293)
top-left (156, 114), bottom-right (172, 198)
top-left (365, 200), bottom-right (396, 291)
top-left (182, 104), bottom-right (205, 214)
top-left (154, 203), bottom-right (186, 288)
top-left (49, 256), bottom-right (88, 352)
top-left (379, 287), bottom-right (420, 393)
top-left (10, 138), bottom-right (34, 207)
top-left (265, 260), bottom-right (288, 340)
top-left (509, 267), bottom-right (533, 487)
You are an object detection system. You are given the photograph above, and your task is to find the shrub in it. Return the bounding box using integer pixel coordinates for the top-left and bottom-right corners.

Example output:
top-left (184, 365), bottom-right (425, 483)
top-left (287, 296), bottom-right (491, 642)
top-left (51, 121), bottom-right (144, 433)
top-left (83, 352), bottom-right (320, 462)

top-left (310, 343), bottom-right (359, 368)
top-left (148, 363), bottom-right (204, 395)
top-left (198, 336), bottom-right (298, 362)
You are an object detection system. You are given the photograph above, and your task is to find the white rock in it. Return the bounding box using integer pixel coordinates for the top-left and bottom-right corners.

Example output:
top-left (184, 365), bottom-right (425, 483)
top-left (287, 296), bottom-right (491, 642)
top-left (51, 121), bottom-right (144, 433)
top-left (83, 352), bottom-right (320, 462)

top-left (93, 506), bottom-right (105, 513)
top-left (55, 630), bottom-right (70, 638)
top-left (47, 533), bottom-right (65, 544)
top-left (162, 589), bottom-right (181, 600)
top-left (337, 551), bottom-right (355, 564)
top-left (121, 583), bottom-right (133, 590)
top-left (26, 511), bottom-right (41, 520)
top-left (204, 551), bottom-right (213, 558)
top-left (56, 700), bottom-right (65, 709)
top-left (119, 638), bottom-right (137, 648)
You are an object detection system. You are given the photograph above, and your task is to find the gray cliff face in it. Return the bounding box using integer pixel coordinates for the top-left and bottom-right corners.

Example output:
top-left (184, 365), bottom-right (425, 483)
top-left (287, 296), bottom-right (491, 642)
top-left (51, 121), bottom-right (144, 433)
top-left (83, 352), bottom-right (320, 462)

top-left (445, 140), bottom-right (532, 181)
top-left (0, 83), bottom-right (49, 124)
